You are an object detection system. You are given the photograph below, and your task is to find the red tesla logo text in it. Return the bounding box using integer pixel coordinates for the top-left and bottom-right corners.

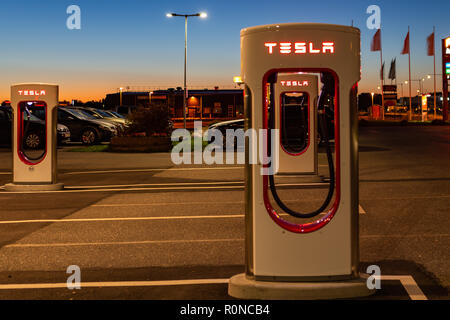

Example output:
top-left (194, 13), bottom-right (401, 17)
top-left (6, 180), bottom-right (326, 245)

top-left (265, 42), bottom-right (335, 54)
top-left (280, 80), bottom-right (309, 87)
top-left (18, 90), bottom-right (46, 96)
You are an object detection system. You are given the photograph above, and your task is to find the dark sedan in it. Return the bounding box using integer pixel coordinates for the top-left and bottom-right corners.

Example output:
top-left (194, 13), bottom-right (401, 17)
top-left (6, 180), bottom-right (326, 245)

top-left (57, 107), bottom-right (118, 145)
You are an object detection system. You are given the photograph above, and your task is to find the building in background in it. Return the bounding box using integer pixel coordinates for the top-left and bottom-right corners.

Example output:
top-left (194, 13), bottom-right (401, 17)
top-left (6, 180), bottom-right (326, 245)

top-left (104, 87), bottom-right (244, 128)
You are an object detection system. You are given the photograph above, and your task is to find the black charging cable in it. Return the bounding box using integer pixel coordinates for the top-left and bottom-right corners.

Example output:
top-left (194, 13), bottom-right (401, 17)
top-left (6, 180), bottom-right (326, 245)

top-left (268, 79), bottom-right (335, 219)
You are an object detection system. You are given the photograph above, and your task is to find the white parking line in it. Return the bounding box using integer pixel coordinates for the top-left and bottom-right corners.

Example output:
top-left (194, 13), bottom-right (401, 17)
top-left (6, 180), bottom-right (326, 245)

top-left (64, 167), bottom-right (244, 175)
top-left (361, 233), bottom-right (450, 239)
top-left (1, 165), bottom-right (331, 176)
top-left (92, 201), bottom-right (245, 207)
top-left (64, 181), bottom-right (242, 189)
top-left (1, 166), bottom-right (329, 176)
top-left (377, 275), bottom-right (427, 300)
top-left (0, 214), bottom-right (245, 225)
top-left (0, 278), bottom-right (230, 290)
top-left (0, 182), bottom-right (328, 194)
top-left (0, 185), bottom-right (243, 194)
top-left (4, 238), bottom-right (244, 248)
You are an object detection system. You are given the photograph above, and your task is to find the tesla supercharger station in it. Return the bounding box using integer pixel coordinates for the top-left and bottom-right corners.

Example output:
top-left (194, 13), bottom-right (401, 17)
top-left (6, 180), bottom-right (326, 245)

top-left (275, 74), bottom-right (318, 175)
top-left (228, 23), bottom-right (373, 299)
top-left (5, 83), bottom-right (63, 191)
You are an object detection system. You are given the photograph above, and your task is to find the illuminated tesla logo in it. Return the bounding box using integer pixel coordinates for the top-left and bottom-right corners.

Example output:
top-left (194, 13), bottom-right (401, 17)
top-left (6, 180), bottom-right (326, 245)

top-left (280, 80), bottom-right (309, 87)
top-left (265, 42), bottom-right (335, 54)
top-left (18, 90), bottom-right (46, 96)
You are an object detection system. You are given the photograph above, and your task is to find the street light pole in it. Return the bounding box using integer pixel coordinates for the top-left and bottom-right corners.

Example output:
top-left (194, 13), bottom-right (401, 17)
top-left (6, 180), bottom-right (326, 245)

top-left (184, 16), bottom-right (187, 130)
top-left (167, 12), bottom-right (207, 129)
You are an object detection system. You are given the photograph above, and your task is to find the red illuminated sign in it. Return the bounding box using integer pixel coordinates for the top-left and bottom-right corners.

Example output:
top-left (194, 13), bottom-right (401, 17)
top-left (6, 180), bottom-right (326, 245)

top-left (265, 42), bottom-right (335, 54)
top-left (18, 90), bottom-right (46, 96)
top-left (280, 80), bottom-right (309, 87)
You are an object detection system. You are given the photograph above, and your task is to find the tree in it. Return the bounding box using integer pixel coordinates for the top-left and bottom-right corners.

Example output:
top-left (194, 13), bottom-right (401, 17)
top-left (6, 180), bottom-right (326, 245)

top-left (125, 104), bottom-right (171, 136)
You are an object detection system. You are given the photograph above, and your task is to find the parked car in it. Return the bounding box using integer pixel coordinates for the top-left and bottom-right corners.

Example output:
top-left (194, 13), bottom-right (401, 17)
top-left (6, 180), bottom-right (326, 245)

top-left (208, 119), bottom-right (245, 150)
top-left (71, 107), bottom-right (127, 126)
top-left (57, 124), bottom-right (71, 145)
top-left (0, 107), bottom-right (70, 148)
top-left (103, 110), bottom-right (126, 119)
top-left (58, 107), bottom-right (118, 145)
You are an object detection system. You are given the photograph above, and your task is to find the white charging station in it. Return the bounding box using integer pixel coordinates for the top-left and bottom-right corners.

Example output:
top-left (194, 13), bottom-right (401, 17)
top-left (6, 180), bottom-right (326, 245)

top-left (229, 23), bottom-right (373, 299)
top-left (5, 83), bottom-right (63, 191)
top-left (275, 73), bottom-right (318, 175)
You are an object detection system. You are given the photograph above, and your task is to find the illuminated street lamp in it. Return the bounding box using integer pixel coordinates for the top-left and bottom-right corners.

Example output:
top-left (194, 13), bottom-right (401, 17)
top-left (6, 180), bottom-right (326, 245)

top-left (119, 87), bottom-right (123, 106)
top-left (166, 12), bottom-right (208, 129)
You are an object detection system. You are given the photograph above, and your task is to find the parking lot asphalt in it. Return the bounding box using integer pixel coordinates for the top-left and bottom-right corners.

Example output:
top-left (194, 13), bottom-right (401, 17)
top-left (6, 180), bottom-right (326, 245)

top-left (0, 125), bottom-right (448, 300)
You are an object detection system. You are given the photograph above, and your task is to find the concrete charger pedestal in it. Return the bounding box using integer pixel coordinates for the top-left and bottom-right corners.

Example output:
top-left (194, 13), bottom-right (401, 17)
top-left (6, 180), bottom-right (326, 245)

top-left (228, 273), bottom-right (375, 300)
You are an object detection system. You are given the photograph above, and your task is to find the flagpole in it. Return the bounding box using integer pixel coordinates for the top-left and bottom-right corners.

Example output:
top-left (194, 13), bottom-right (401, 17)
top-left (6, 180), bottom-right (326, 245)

top-left (395, 60), bottom-right (398, 119)
top-left (408, 26), bottom-right (412, 121)
top-left (380, 27), bottom-right (385, 120)
top-left (433, 26), bottom-right (437, 119)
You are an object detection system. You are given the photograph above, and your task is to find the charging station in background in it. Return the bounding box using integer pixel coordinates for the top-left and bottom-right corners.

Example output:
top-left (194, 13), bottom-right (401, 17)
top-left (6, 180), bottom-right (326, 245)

top-left (228, 23), bottom-right (374, 299)
top-left (274, 73), bottom-right (318, 175)
top-left (5, 83), bottom-right (63, 191)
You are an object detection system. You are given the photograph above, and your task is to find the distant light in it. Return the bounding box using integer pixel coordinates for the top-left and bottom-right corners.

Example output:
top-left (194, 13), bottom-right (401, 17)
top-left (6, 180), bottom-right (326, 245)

top-left (233, 76), bottom-right (243, 84)
top-left (166, 13), bottom-right (173, 18)
top-left (427, 75), bottom-right (431, 79)
top-left (199, 12), bottom-right (207, 18)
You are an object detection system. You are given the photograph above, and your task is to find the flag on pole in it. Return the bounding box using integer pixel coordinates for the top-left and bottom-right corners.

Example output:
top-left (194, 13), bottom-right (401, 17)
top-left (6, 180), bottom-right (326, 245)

top-left (388, 58), bottom-right (396, 80)
top-left (371, 29), bottom-right (381, 51)
top-left (381, 62), bottom-right (385, 80)
top-left (427, 32), bottom-right (435, 56)
top-left (401, 31), bottom-right (410, 54)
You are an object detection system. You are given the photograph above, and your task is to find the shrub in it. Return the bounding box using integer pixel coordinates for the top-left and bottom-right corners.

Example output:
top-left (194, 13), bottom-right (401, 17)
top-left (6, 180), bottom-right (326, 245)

top-left (124, 105), bottom-right (171, 136)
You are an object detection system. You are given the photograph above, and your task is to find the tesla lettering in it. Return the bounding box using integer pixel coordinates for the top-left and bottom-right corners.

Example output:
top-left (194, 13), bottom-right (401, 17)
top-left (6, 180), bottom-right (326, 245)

top-left (18, 90), bottom-right (46, 96)
top-left (295, 42), bottom-right (306, 53)
top-left (264, 42), bottom-right (277, 54)
top-left (265, 42), bottom-right (335, 54)
top-left (280, 43), bottom-right (292, 54)
top-left (280, 80), bottom-right (309, 87)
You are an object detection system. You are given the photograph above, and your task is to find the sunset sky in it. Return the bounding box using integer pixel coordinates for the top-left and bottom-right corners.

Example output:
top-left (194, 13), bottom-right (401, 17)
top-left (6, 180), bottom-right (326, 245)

top-left (0, 0), bottom-right (449, 101)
